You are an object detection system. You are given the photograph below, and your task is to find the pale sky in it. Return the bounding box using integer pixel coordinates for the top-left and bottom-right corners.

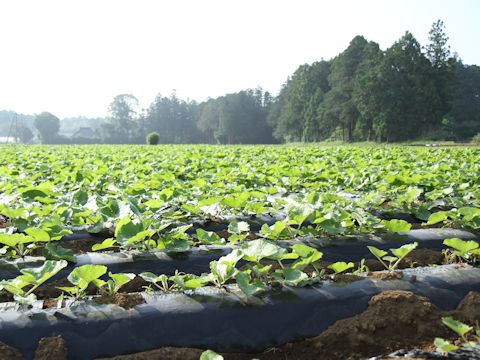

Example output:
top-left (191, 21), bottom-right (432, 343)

top-left (0, 0), bottom-right (479, 119)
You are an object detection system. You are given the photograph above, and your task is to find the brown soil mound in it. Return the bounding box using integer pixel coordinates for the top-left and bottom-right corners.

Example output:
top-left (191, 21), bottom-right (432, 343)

top-left (0, 342), bottom-right (23, 360)
top-left (279, 290), bottom-right (449, 360)
top-left (34, 336), bottom-right (68, 360)
top-left (453, 291), bottom-right (480, 323)
top-left (99, 347), bottom-right (203, 360)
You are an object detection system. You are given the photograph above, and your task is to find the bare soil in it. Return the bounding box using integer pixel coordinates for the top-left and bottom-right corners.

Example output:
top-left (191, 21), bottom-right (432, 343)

top-left (94, 293), bottom-right (146, 309)
top-left (34, 336), bottom-right (68, 360)
top-left (0, 342), bottom-right (23, 360)
top-left (0, 214), bottom-right (8, 229)
top-left (58, 237), bottom-right (104, 254)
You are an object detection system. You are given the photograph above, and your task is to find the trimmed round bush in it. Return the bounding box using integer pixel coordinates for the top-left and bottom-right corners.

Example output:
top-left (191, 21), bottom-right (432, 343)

top-left (146, 132), bottom-right (160, 145)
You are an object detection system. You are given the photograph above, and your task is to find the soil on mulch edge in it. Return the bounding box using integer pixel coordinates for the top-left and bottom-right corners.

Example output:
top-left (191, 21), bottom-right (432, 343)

top-left (97, 290), bottom-right (480, 360)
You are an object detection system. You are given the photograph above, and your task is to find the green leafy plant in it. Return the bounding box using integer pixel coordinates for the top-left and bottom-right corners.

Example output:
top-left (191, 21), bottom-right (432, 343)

top-left (367, 242), bottom-right (418, 271)
top-left (443, 238), bottom-right (480, 263)
top-left (434, 337), bottom-right (458, 355)
top-left (227, 221), bottom-right (250, 244)
top-left (0, 260), bottom-right (68, 305)
top-left (434, 317), bottom-right (476, 355)
top-left (329, 261), bottom-right (354, 274)
top-left (139, 272), bottom-right (172, 292)
top-left (97, 272), bottom-right (136, 296)
top-left (0, 233), bottom-right (40, 258)
top-left (58, 264), bottom-right (107, 300)
top-left (442, 316), bottom-right (473, 340)
top-left (208, 249), bottom-right (244, 287)
top-left (381, 219), bottom-right (412, 233)
top-left (290, 243), bottom-right (323, 274)
top-left (200, 350), bottom-right (224, 360)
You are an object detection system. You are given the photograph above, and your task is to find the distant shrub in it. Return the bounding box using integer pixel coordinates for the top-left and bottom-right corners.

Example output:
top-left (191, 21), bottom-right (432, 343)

top-left (146, 132), bottom-right (160, 145)
top-left (471, 133), bottom-right (480, 144)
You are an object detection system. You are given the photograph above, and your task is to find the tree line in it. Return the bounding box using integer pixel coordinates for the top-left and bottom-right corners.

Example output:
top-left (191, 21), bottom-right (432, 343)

top-left (15, 20), bottom-right (480, 144)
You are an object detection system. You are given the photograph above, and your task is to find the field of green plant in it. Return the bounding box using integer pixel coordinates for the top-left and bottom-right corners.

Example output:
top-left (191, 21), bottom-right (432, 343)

top-left (1, 144), bottom-right (479, 238)
top-left (0, 144), bottom-right (480, 358)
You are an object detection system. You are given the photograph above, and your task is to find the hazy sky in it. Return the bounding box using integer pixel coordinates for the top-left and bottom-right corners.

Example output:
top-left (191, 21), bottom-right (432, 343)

top-left (1, 0), bottom-right (479, 119)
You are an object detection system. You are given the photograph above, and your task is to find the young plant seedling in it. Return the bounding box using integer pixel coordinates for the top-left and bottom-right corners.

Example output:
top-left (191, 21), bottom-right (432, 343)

top-left (139, 272), bottom-right (172, 292)
top-left (58, 264), bottom-right (107, 300)
top-left (0, 260), bottom-right (68, 305)
top-left (353, 258), bottom-right (370, 274)
top-left (434, 317), bottom-right (475, 355)
top-left (208, 249), bottom-right (244, 287)
top-left (227, 221), bottom-right (250, 244)
top-left (434, 337), bottom-right (458, 355)
top-left (235, 271), bottom-right (268, 297)
top-left (329, 261), bottom-right (354, 274)
top-left (442, 316), bottom-right (473, 341)
top-left (97, 272), bottom-right (136, 296)
top-left (169, 271), bottom-right (207, 291)
top-left (290, 243), bottom-right (323, 273)
top-left (195, 228), bottom-right (225, 245)
top-left (367, 242), bottom-right (418, 271)
top-left (443, 238), bottom-right (480, 263)
top-left (0, 233), bottom-right (38, 258)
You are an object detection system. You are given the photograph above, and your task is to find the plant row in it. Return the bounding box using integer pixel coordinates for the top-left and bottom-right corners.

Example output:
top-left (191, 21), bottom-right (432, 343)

top-left (1, 236), bottom-right (478, 307)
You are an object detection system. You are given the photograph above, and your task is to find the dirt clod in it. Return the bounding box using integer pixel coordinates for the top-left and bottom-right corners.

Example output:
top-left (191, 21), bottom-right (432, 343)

top-left (33, 336), bottom-right (67, 360)
top-left (94, 293), bottom-right (146, 309)
top-left (453, 291), bottom-right (480, 323)
top-left (98, 347), bottom-right (203, 360)
top-left (368, 271), bottom-right (403, 280)
top-left (0, 342), bottom-right (23, 360)
top-left (34, 336), bottom-right (68, 360)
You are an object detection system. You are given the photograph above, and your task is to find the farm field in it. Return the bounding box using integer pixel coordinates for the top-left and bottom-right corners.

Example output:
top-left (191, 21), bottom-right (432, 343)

top-left (0, 144), bottom-right (480, 359)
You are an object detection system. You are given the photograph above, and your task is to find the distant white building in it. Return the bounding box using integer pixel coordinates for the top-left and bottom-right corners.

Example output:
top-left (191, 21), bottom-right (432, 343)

top-left (0, 136), bottom-right (18, 143)
top-left (72, 127), bottom-right (97, 139)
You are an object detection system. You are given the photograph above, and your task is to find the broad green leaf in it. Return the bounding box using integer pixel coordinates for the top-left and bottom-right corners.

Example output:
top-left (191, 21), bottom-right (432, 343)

top-left (125, 230), bottom-right (156, 246)
top-left (329, 262), bottom-right (354, 274)
top-left (391, 242), bottom-right (418, 259)
top-left (458, 207), bottom-right (480, 221)
top-left (144, 199), bottom-right (165, 209)
top-left (292, 243), bottom-right (322, 261)
top-left (139, 272), bottom-right (167, 284)
top-left (228, 221), bottom-right (250, 234)
top-left (381, 219), bottom-right (411, 233)
top-left (43, 243), bottom-right (76, 263)
top-left (17, 260), bottom-right (68, 294)
top-left (241, 239), bottom-right (287, 262)
top-left (280, 268), bottom-right (308, 285)
top-left (367, 246), bottom-right (388, 260)
top-left (236, 271), bottom-right (267, 297)
top-left (114, 217), bottom-right (144, 243)
top-left (24, 228), bottom-right (51, 242)
top-left (442, 316), bottom-right (473, 337)
top-left (67, 264), bottom-right (107, 289)
top-left (427, 211), bottom-right (449, 225)
top-left (443, 238), bottom-right (479, 253)
top-left (0, 234), bottom-right (35, 248)
top-left (92, 238), bottom-right (117, 251)
top-left (434, 338), bottom-right (458, 355)
top-left (108, 272), bottom-right (135, 292)
top-left (196, 229), bottom-right (223, 244)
